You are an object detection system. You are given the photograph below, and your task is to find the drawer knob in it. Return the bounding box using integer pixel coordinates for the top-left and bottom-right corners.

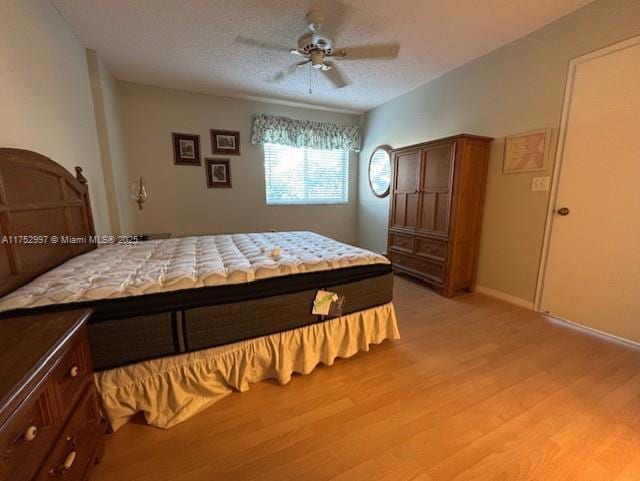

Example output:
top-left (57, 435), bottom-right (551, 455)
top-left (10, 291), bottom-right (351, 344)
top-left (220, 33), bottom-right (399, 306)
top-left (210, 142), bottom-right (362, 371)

top-left (69, 366), bottom-right (80, 378)
top-left (24, 425), bottom-right (38, 442)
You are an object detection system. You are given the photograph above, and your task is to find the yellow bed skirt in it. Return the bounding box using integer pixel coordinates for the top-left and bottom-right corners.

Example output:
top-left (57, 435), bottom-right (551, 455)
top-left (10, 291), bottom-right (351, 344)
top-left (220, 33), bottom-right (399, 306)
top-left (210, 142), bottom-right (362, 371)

top-left (94, 302), bottom-right (399, 431)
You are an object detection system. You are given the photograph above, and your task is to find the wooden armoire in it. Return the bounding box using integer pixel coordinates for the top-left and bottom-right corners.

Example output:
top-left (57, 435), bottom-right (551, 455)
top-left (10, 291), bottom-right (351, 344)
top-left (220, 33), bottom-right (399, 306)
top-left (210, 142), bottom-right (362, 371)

top-left (387, 134), bottom-right (493, 297)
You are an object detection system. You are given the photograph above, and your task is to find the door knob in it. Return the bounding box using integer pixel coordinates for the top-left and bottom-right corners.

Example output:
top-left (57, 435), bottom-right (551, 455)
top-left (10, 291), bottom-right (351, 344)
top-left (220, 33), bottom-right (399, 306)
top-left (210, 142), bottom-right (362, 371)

top-left (556, 207), bottom-right (570, 216)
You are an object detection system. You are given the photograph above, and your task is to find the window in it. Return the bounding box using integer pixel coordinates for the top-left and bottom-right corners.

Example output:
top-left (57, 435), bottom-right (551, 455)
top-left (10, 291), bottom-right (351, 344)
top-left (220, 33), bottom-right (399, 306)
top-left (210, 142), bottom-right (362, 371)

top-left (264, 144), bottom-right (349, 205)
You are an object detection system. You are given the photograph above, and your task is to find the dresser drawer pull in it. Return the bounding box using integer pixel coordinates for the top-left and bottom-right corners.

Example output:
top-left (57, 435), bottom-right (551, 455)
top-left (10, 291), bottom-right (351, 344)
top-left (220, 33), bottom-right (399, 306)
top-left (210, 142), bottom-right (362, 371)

top-left (69, 366), bottom-right (79, 378)
top-left (62, 451), bottom-right (76, 471)
top-left (23, 425), bottom-right (38, 442)
top-left (52, 451), bottom-right (76, 475)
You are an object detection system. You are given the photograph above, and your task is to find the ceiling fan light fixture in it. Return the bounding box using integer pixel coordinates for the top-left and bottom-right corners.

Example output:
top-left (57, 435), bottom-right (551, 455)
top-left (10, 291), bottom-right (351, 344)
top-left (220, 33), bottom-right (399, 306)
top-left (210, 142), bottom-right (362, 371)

top-left (310, 49), bottom-right (325, 68)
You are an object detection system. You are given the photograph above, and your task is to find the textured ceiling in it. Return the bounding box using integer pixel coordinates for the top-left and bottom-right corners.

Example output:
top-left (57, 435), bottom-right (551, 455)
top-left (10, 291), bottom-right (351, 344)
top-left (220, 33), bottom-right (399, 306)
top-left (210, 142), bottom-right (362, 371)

top-left (52, 0), bottom-right (593, 112)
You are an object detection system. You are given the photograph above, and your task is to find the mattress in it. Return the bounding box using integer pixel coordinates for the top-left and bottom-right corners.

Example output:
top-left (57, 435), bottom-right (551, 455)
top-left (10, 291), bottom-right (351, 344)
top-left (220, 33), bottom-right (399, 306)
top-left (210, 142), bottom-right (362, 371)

top-left (0, 231), bottom-right (389, 313)
top-left (0, 231), bottom-right (393, 371)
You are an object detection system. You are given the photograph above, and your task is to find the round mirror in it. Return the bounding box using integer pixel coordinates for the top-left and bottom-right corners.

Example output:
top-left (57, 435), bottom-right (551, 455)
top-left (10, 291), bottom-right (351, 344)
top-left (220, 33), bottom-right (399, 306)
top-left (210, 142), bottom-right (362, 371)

top-left (368, 145), bottom-right (392, 198)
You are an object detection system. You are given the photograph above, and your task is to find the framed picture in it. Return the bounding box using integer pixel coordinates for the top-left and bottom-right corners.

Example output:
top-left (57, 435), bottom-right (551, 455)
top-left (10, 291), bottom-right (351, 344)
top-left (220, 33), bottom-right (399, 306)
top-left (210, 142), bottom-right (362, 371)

top-left (211, 129), bottom-right (240, 155)
top-left (172, 133), bottom-right (201, 165)
top-left (206, 158), bottom-right (232, 188)
top-left (503, 128), bottom-right (551, 174)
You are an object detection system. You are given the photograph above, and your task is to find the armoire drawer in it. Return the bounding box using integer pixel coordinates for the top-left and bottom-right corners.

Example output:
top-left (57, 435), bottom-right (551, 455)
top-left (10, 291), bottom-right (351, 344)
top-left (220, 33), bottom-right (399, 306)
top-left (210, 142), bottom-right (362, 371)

top-left (389, 232), bottom-right (414, 253)
top-left (390, 251), bottom-right (444, 283)
top-left (414, 237), bottom-right (447, 261)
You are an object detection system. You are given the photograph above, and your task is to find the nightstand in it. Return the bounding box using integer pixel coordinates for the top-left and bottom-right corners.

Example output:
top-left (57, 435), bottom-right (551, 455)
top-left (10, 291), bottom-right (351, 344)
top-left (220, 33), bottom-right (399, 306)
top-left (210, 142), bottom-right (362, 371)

top-left (0, 309), bottom-right (106, 481)
top-left (136, 233), bottom-right (172, 241)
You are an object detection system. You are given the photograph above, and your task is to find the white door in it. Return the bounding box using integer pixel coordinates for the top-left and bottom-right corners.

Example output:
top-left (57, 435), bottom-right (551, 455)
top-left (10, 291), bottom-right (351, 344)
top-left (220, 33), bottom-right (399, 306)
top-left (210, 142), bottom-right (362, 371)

top-left (540, 38), bottom-right (640, 343)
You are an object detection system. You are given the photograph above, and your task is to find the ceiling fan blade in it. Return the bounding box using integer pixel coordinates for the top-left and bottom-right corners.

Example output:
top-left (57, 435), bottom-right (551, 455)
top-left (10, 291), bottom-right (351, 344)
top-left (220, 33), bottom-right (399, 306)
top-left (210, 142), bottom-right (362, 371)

top-left (322, 62), bottom-right (350, 89)
top-left (268, 61), bottom-right (308, 83)
top-left (235, 35), bottom-right (292, 53)
top-left (332, 42), bottom-right (400, 60)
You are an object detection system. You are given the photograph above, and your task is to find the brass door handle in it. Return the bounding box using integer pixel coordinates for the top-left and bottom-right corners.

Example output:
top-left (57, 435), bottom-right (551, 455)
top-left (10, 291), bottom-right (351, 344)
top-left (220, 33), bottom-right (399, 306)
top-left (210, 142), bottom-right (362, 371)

top-left (556, 207), bottom-right (570, 216)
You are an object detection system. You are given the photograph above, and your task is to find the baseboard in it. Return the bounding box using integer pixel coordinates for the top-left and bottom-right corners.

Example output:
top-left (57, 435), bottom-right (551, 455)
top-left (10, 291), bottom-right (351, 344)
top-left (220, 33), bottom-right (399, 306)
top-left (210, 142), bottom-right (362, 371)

top-left (477, 286), bottom-right (640, 350)
top-left (474, 285), bottom-right (534, 310)
top-left (545, 314), bottom-right (640, 350)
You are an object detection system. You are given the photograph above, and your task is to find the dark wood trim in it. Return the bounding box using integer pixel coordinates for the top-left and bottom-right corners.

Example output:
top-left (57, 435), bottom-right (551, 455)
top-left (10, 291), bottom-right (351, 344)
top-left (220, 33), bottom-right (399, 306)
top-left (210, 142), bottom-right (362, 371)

top-left (205, 158), bottom-right (232, 188)
top-left (172, 133), bottom-right (202, 166)
top-left (389, 133), bottom-right (493, 154)
top-left (210, 129), bottom-right (240, 156)
top-left (75, 167), bottom-right (88, 184)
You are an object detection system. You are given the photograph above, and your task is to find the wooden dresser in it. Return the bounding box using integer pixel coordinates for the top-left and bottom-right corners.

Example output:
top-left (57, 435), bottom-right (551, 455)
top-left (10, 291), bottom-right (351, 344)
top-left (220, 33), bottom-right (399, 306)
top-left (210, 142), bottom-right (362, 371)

top-left (0, 309), bottom-right (106, 481)
top-left (388, 134), bottom-right (493, 297)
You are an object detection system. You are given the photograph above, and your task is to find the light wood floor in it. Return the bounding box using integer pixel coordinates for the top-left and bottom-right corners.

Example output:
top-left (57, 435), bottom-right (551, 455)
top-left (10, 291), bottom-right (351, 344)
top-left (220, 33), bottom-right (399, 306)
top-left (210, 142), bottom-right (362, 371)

top-left (91, 275), bottom-right (640, 481)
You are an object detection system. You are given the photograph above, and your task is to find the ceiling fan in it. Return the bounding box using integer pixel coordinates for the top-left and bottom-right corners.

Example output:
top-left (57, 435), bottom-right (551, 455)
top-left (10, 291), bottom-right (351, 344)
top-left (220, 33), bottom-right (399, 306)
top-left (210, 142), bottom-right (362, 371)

top-left (235, 10), bottom-right (399, 90)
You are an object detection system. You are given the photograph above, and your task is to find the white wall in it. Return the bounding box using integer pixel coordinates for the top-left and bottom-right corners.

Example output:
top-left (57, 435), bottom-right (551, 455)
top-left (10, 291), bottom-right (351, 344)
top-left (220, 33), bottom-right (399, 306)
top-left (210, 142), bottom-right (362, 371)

top-left (0, 0), bottom-right (111, 234)
top-left (86, 50), bottom-right (133, 234)
top-left (115, 82), bottom-right (361, 243)
top-left (357, 0), bottom-right (640, 302)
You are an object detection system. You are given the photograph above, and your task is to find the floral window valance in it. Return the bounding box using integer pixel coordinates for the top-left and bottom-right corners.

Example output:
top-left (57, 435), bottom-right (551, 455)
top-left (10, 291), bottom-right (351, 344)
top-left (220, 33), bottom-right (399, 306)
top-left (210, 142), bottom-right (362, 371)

top-left (251, 113), bottom-right (361, 152)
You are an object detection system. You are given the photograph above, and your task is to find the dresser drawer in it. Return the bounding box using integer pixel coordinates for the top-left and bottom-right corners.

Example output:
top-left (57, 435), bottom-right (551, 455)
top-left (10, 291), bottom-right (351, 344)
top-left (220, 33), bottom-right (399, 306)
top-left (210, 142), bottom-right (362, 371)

top-left (389, 232), bottom-right (414, 253)
top-left (0, 380), bottom-right (61, 481)
top-left (390, 251), bottom-right (445, 283)
top-left (415, 237), bottom-right (447, 260)
top-left (52, 329), bottom-right (91, 412)
top-left (35, 386), bottom-right (103, 481)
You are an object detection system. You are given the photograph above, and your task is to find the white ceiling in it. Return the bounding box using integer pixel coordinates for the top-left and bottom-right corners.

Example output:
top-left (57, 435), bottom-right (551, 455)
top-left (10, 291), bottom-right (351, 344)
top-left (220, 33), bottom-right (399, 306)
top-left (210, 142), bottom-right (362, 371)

top-left (52, 0), bottom-right (593, 113)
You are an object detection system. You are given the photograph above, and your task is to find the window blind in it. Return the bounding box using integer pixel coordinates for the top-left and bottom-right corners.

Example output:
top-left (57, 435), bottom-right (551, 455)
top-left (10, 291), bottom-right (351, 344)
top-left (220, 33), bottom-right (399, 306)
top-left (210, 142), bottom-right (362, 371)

top-left (264, 144), bottom-right (349, 205)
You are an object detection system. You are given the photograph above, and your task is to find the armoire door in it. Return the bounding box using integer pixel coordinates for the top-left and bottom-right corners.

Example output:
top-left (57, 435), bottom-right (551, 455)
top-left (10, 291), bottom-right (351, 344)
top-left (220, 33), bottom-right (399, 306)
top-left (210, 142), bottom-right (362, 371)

top-left (390, 149), bottom-right (421, 231)
top-left (540, 37), bottom-right (640, 343)
top-left (416, 142), bottom-right (455, 237)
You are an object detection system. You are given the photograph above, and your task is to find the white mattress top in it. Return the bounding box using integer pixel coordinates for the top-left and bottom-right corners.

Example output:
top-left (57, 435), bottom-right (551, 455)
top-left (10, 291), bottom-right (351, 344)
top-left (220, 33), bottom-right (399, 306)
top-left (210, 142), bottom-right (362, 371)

top-left (0, 231), bottom-right (389, 312)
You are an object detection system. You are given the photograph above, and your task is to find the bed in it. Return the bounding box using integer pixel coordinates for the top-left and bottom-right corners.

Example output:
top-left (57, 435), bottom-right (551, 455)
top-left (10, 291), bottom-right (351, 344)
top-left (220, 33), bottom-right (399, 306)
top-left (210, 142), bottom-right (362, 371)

top-left (0, 148), bottom-right (399, 430)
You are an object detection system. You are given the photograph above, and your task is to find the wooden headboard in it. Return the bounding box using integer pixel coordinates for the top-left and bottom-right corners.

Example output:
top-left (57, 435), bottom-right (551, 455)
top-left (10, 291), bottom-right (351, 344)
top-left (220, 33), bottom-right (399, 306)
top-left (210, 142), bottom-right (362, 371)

top-left (0, 148), bottom-right (96, 297)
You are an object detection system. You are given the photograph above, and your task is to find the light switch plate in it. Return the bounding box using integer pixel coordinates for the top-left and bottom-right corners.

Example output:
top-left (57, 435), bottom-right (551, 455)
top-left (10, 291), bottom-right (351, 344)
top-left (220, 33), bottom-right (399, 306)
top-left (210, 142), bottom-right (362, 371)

top-left (531, 176), bottom-right (550, 192)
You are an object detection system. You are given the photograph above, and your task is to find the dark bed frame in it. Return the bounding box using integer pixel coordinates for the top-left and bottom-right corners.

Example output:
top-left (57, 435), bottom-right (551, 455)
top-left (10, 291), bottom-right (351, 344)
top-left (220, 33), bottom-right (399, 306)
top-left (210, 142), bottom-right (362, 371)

top-left (0, 149), bottom-right (393, 371)
top-left (0, 148), bottom-right (96, 297)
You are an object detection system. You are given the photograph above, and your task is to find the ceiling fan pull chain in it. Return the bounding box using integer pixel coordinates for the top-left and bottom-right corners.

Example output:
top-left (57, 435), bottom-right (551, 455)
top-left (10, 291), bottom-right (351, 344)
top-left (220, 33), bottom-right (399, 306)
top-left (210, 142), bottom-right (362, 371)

top-left (309, 63), bottom-right (313, 94)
